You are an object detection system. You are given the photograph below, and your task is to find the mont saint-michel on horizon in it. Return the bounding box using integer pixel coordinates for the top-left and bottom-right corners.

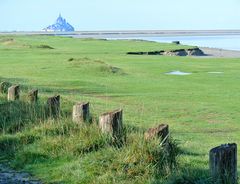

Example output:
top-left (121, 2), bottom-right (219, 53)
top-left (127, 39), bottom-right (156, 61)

top-left (43, 14), bottom-right (75, 32)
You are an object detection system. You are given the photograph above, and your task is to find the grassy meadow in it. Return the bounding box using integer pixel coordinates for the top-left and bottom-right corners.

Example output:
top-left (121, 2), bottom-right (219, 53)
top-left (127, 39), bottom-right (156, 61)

top-left (0, 35), bottom-right (240, 183)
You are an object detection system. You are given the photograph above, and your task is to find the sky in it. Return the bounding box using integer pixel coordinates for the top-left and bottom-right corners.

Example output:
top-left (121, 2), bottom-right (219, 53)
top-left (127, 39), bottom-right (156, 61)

top-left (1, 0), bottom-right (240, 31)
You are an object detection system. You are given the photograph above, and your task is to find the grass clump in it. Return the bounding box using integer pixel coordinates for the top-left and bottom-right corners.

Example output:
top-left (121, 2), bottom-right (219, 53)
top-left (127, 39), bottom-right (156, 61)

top-left (28, 44), bottom-right (54, 49)
top-left (67, 57), bottom-right (125, 75)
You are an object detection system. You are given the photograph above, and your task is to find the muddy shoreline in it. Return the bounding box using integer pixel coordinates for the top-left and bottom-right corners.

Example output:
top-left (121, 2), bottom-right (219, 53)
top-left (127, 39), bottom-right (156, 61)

top-left (199, 47), bottom-right (240, 58)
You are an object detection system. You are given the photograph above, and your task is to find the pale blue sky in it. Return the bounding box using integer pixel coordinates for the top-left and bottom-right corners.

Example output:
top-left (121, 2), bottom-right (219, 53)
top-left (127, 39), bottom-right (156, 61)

top-left (1, 0), bottom-right (240, 31)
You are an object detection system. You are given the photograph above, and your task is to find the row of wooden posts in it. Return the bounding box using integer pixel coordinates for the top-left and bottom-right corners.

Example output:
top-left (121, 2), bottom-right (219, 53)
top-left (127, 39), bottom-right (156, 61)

top-left (0, 82), bottom-right (238, 183)
top-left (0, 82), bottom-right (124, 139)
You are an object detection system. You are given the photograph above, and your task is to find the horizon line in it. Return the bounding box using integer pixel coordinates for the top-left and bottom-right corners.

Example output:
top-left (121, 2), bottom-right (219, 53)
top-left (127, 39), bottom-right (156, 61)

top-left (1, 29), bottom-right (240, 37)
top-left (1, 29), bottom-right (240, 32)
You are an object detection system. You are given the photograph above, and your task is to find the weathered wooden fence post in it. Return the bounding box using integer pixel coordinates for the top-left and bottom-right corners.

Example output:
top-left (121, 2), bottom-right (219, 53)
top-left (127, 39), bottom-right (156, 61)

top-left (144, 124), bottom-right (169, 143)
top-left (0, 82), bottom-right (11, 94)
top-left (209, 143), bottom-right (237, 184)
top-left (72, 102), bottom-right (90, 123)
top-left (47, 95), bottom-right (60, 117)
top-left (7, 85), bottom-right (20, 101)
top-left (99, 109), bottom-right (123, 140)
top-left (28, 89), bottom-right (38, 103)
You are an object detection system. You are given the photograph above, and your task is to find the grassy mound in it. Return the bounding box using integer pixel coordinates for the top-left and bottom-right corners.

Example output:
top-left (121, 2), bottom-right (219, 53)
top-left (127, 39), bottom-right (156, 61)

top-left (34, 45), bottom-right (54, 49)
top-left (67, 57), bottom-right (125, 75)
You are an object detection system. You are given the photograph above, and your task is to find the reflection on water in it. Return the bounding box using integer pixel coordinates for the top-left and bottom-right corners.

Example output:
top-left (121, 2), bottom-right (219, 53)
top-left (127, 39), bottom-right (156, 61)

top-left (165, 71), bottom-right (225, 75)
top-left (141, 35), bottom-right (240, 51)
top-left (166, 71), bottom-right (192, 75)
top-left (108, 35), bottom-right (240, 51)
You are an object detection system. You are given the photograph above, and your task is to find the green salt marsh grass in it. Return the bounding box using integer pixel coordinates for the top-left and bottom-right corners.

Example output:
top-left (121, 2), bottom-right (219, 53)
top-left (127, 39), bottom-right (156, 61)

top-left (0, 35), bottom-right (240, 183)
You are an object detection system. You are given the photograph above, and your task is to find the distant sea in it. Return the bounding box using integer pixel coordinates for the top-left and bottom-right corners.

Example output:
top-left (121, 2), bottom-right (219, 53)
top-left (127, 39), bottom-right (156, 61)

top-left (107, 35), bottom-right (240, 51)
top-left (2, 30), bottom-right (240, 51)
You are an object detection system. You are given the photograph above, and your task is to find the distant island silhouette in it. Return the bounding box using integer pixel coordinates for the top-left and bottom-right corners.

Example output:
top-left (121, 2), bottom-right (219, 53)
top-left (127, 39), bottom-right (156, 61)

top-left (43, 14), bottom-right (74, 32)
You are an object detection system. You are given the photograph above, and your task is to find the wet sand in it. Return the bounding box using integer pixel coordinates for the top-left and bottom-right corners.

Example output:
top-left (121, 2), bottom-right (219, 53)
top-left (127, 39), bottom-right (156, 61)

top-left (199, 47), bottom-right (240, 58)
